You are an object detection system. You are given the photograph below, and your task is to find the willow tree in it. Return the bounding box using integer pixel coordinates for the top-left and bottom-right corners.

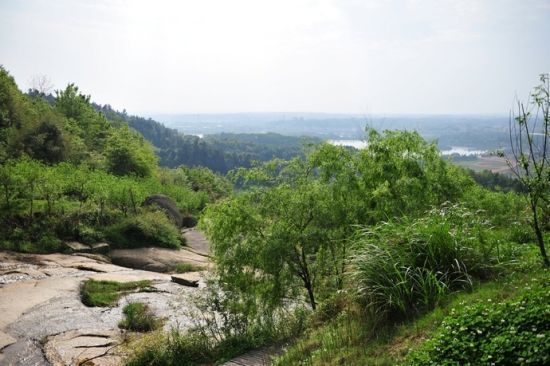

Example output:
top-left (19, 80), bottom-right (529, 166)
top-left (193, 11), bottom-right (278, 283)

top-left (505, 74), bottom-right (550, 267)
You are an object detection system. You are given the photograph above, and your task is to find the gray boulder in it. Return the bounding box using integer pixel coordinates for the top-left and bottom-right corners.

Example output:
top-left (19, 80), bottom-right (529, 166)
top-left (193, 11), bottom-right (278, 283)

top-left (143, 194), bottom-right (184, 227)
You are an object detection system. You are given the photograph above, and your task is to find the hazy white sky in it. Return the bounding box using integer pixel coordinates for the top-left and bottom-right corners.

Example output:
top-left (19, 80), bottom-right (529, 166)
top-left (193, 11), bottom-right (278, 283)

top-left (1, 0), bottom-right (549, 114)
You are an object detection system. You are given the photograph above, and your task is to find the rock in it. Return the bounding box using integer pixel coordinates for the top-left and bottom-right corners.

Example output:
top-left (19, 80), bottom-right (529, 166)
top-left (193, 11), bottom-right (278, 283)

top-left (91, 242), bottom-right (110, 254)
top-left (171, 274), bottom-right (199, 287)
top-left (110, 253), bottom-right (170, 273)
top-left (43, 329), bottom-right (122, 366)
top-left (143, 194), bottom-right (184, 227)
top-left (110, 247), bottom-right (208, 273)
top-left (64, 241), bottom-right (92, 254)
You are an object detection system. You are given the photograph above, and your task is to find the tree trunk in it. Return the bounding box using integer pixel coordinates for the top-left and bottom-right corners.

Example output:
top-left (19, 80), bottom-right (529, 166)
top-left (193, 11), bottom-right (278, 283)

top-left (299, 247), bottom-right (316, 310)
top-left (532, 201), bottom-right (550, 267)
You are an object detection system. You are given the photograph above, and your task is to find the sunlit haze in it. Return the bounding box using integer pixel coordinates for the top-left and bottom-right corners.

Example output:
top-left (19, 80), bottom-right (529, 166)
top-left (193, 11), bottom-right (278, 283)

top-left (1, 0), bottom-right (549, 114)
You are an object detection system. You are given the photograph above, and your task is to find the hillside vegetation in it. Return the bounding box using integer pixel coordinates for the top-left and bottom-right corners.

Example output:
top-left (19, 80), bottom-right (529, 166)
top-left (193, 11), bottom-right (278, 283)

top-left (0, 66), bottom-right (229, 252)
top-left (127, 128), bottom-right (548, 365)
top-left (1, 66), bottom-right (548, 366)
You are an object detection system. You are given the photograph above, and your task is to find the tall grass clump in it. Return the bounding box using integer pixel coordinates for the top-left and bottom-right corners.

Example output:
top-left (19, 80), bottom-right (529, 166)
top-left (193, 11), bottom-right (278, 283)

top-left (119, 302), bottom-right (163, 332)
top-left (350, 203), bottom-right (520, 325)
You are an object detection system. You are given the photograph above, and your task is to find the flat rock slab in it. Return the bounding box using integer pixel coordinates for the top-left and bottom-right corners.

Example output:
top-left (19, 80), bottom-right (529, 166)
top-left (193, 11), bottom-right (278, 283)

top-left (43, 329), bottom-right (122, 366)
top-left (110, 247), bottom-right (209, 273)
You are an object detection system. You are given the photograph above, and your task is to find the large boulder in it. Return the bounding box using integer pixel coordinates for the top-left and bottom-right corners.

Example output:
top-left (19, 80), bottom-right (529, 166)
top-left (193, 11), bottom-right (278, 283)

top-left (143, 194), bottom-right (184, 227)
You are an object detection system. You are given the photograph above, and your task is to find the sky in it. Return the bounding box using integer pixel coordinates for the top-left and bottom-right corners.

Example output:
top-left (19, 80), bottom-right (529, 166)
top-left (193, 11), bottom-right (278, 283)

top-left (0, 0), bottom-right (549, 115)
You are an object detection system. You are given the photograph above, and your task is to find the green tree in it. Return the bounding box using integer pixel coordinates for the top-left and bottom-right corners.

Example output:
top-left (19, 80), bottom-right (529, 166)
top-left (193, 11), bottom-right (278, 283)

top-left (202, 158), bottom-right (334, 311)
top-left (105, 126), bottom-right (157, 177)
top-left (504, 74), bottom-right (550, 266)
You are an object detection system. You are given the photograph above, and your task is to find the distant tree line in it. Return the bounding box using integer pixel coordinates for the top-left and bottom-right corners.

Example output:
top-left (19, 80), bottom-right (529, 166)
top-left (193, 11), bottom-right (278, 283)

top-left (93, 105), bottom-right (318, 173)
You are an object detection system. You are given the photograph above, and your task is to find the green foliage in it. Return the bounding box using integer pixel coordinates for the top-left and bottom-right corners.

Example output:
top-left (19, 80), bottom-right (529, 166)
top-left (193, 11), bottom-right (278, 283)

top-left (273, 258), bottom-right (545, 366)
top-left (0, 157), bottom-right (212, 252)
top-left (119, 302), bottom-right (163, 332)
top-left (202, 130), bottom-right (474, 318)
top-left (350, 204), bottom-right (521, 325)
top-left (107, 210), bottom-right (183, 249)
top-left (80, 279), bottom-right (152, 307)
top-left (467, 168), bottom-right (526, 193)
top-left (105, 126), bottom-right (157, 177)
top-left (406, 275), bottom-right (550, 366)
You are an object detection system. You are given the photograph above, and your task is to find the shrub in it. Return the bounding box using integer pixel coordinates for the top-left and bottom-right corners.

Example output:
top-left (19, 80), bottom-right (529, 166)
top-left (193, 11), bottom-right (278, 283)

top-left (406, 278), bottom-right (550, 365)
top-left (350, 204), bottom-right (519, 324)
top-left (80, 279), bottom-right (152, 307)
top-left (107, 210), bottom-right (183, 249)
top-left (119, 302), bottom-right (162, 332)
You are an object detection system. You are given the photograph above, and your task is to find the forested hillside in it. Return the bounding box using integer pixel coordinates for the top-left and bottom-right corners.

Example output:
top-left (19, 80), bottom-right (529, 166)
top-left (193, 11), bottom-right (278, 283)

top-left (0, 66), bottom-right (230, 253)
top-left (94, 105), bottom-right (317, 173)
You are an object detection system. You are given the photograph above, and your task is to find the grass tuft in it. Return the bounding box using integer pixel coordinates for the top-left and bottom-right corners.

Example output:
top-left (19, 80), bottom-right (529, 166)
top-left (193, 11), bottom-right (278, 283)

top-left (119, 302), bottom-right (163, 332)
top-left (80, 279), bottom-right (153, 307)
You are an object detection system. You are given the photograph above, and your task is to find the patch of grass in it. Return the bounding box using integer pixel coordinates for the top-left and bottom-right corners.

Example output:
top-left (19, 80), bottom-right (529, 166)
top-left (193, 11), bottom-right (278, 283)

top-left (80, 279), bottom-right (153, 307)
top-left (274, 264), bottom-right (549, 366)
top-left (119, 302), bottom-right (163, 332)
top-left (174, 262), bottom-right (205, 273)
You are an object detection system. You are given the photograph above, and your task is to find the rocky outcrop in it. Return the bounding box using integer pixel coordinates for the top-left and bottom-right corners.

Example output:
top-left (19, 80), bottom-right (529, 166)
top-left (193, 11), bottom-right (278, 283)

top-left (0, 251), bottom-right (204, 365)
top-left (143, 194), bottom-right (184, 227)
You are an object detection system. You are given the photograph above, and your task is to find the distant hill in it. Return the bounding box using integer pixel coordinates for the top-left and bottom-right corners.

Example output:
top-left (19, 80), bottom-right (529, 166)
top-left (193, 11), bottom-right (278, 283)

top-left (93, 106), bottom-right (318, 173)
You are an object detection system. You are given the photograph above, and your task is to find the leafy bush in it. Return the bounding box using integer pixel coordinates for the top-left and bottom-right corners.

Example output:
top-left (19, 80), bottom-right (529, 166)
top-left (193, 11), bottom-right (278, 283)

top-left (80, 279), bottom-right (152, 307)
top-left (350, 204), bottom-right (520, 324)
top-left (406, 278), bottom-right (550, 365)
top-left (107, 210), bottom-right (183, 249)
top-left (119, 302), bottom-right (162, 332)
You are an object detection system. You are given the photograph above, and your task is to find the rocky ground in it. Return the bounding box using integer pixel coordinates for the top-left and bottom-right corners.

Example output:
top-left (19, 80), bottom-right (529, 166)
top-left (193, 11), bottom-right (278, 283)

top-left (0, 229), bottom-right (210, 366)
